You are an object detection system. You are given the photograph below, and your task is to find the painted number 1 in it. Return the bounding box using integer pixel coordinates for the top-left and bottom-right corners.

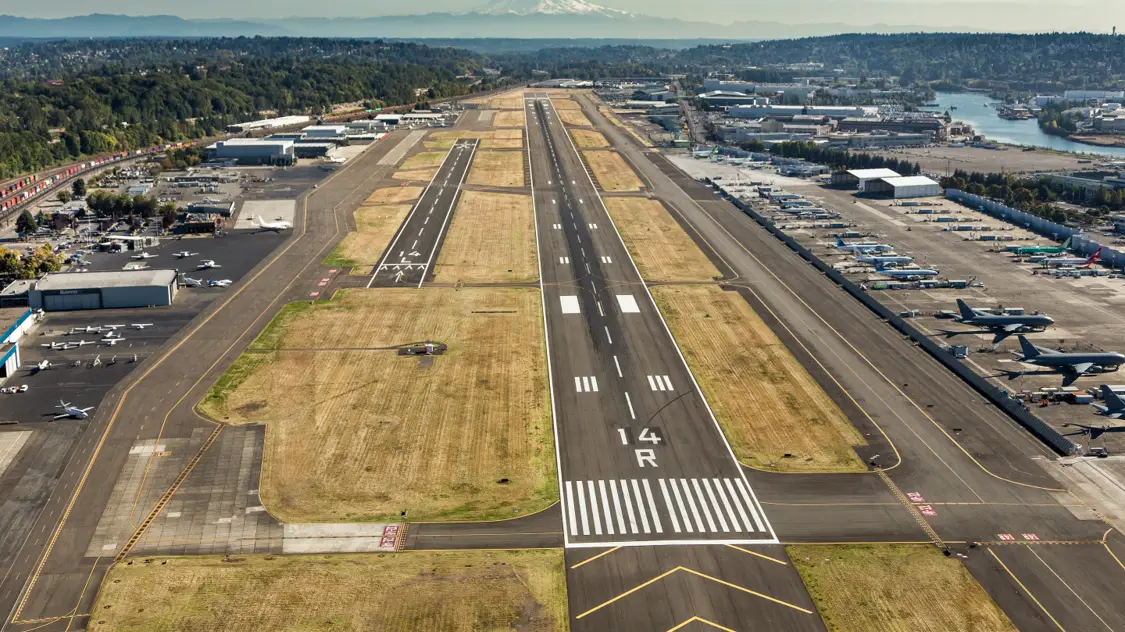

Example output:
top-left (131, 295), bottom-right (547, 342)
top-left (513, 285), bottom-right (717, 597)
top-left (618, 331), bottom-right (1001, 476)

top-left (617, 427), bottom-right (665, 445)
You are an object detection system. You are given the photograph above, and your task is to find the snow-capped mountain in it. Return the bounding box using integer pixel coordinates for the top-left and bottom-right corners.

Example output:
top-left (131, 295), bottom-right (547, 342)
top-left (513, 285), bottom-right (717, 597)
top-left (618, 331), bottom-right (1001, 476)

top-left (476, 0), bottom-right (633, 18)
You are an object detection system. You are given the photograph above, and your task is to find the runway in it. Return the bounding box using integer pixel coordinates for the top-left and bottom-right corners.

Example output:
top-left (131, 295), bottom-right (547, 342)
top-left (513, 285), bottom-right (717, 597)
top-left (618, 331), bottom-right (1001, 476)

top-left (525, 93), bottom-right (825, 629)
top-left (367, 138), bottom-right (478, 288)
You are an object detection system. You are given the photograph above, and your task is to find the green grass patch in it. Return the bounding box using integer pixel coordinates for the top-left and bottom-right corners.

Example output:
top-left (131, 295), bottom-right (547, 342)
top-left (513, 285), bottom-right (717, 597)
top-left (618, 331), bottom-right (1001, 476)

top-left (198, 353), bottom-right (272, 421)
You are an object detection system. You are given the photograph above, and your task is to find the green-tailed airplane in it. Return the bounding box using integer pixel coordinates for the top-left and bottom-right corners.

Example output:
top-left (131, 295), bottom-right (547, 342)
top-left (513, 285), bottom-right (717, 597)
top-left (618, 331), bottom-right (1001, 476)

top-left (1008, 236), bottom-right (1070, 256)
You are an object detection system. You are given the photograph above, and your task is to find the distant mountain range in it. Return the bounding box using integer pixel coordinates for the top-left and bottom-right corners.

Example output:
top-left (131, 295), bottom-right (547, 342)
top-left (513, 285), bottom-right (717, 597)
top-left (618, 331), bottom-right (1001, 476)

top-left (0, 4), bottom-right (974, 41)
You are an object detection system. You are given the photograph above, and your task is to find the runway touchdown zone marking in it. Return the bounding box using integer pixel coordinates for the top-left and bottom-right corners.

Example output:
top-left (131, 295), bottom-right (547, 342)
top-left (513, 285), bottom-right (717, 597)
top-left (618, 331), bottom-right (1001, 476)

top-left (574, 376), bottom-right (599, 392)
top-left (560, 295), bottom-right (581, 314)
top-left (564, 477), bottom-right (769, 543)
top-left (647, 375), bottom-right (674, 391)
top-left (616, 294), bottom-right (641, 313)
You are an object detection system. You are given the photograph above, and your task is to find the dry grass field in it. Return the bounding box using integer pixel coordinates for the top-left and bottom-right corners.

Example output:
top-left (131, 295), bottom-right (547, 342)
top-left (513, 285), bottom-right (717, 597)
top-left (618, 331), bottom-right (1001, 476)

top-left (365, 186), bottom-right (423, 205)
top-left (493, 109), bottom-right (526, 128)
top-left (325, 204), bottom-right (411, 274)
top-left (571, 129), bottom-right (609, 148)
top-left (789, 545), bottom-right (1015, 632)
top-left (650, 285), bottom-right (866, 472)
top-left (556, 108), bottom-right (593, 127)
top-left (583, 150), bottom-right (643, 192)
top-left (488, 96), bottom-right (525, 110)
top-left (430, 129), bottom-right (524, 149)
top-left (603, 198), bottom-right (720, 282)
top-left (433, 191), bottom-right (536, 284)
top-left (89, 550), bottom-right (568, 632)
top-left (199, 287), bottom-right (554, 522)
top-left (551, 99), bottom-right (582, 110)
top-left (391, 168), bottom-right (437, 182)
top-left (466, 151), bottom-right (525, 188)
top-left (398, 151), bottom-right (447, 170)
top-left (596, 105), bottom-right (654, 147)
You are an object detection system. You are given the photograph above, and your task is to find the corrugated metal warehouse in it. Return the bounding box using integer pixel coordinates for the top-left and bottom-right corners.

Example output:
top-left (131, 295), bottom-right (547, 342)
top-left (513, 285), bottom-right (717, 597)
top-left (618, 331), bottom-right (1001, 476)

top-left (830, 168), bottom-right (901, 190)
top-left (30, 270), bottom-right (178, 311)
top-left (866, 175), bottom-right (943, 199)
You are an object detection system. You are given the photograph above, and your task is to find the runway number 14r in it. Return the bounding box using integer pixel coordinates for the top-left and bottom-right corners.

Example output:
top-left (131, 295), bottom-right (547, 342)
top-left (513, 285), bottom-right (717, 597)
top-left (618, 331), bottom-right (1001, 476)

top-left (617, 427), bottom-right (664, 468)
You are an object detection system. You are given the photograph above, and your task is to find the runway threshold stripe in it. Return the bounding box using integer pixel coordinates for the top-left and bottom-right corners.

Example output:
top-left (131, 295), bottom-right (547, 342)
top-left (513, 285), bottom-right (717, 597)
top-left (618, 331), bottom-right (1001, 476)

top-left (647, 375), bottom-right (657, 391)
top-left (713, 478), bottom-right (742, 532)
top-left (565, 481), bottom-right (578, 537)
top-left (631, 479), bottom-right (652, 534)
top-left (599, 480), bottom-right (615, 535)
top-left (577, 481), bottom-right (590, 536)
top-left (620, 480), bottom-right (640, 534)
top-left (694, 479), bottom-right (721, 532)
top-left (609, 480), bottom-right (627, 534)
top-left (679, 478), bottom-right (706, 532)
top-left (659, 479), bottom-right (683, 533)
top-left (587, 481), bottom-right (603, 536)
top-left (734, 478), bottom-right (767, 532)
top-left (642, 479), bottom-right (664, 534)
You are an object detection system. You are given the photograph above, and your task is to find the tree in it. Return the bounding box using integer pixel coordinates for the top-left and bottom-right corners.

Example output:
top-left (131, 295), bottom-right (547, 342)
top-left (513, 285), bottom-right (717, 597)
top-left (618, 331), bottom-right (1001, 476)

top-left (56, 190), bottom-right (72, 204)
top-left (15, 209), bottom-right (35, 236)
top-left (72, 178), bottom-right (86, 198)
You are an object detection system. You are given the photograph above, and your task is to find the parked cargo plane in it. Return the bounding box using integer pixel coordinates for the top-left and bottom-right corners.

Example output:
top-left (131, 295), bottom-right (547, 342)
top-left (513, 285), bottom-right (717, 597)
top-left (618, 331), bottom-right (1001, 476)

top-left (1091, 385), bottom-right (1125, 420)
top-left (835, 237), bottom-right (894, 253)
top-left (1015, 335), bottom-right (1125, 386)
top-left (1041, 248), bottom-right (1101, 268)
top-left (857, 254), bottom-right (914, 266)
top-left (876, 265), bottom-right (939, 280)
top-left (254, 215), bottom-right (293, 231)
top-left (1009, 237), bottom-right (1071, 256)
top-left (953, 299), bottom-right (1054, 343)
top-left (54, 400), bottom-right (94, 420)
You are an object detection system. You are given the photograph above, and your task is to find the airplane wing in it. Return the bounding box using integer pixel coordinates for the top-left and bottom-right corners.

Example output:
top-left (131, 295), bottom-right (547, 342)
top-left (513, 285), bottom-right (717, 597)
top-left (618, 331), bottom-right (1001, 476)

top-left (1002, 324), bottom-right (1025, 332)
top-left (1071, 362), bottom-right (1095, 375)
top-left (1059, 366), bottom-right (1083, 387)
top-left (53, 413), bottom-right (68, 420)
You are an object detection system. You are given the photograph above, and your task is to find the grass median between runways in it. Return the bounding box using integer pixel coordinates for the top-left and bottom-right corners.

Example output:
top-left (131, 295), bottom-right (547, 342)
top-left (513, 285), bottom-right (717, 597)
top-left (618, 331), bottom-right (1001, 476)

top-left (650, 285), bottom-right (867, 472)
top-left (198, 287), bottom-right (554, 522)
top-left (434, 191), bottom-right (535, 283)
top-left (323, 204), bottom-right (412, 274)
top-left (556, 108), bottom-right (592, 127)
top-left (365, 186), bottom-right (423, 205)
top-left (603, 198), bottom-right (719, 282)
top-left (582, 150), bottom-right (643, 192)
top-left (789, 545), bottom-right (1015, 632)
top-left (89, 550), bottom-right (568, 632)
top-left (466, 150), bottom-right (525, 188)
top-left (551, 98), bottom-right (582, 110)
top-left (571, 128), bottom-right (609, 148)
top-left (430, 129), bottom-right (524, 149)
top-left (493, 109), bottom-right (526, 128)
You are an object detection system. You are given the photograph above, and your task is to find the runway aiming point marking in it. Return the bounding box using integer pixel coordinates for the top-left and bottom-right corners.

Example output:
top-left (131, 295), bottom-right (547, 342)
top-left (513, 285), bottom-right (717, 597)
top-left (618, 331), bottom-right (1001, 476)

top-left (616, 295), bottom-right (641, 313)
top-left (560, 296), bottom-right (581, 314)
top-left (917, 504), bottom-right (937, 516)
top-left (906, 492), bottom-right (925, 502)
top-left (998, 533), bottom-right (1016, 541)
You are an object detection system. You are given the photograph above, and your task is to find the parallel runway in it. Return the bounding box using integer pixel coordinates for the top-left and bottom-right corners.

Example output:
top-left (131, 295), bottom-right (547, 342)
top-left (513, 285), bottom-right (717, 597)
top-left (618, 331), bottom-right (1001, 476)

top-left (367, 138), bottom-right (478, 287)
top-left (0, 134), bottom-right (409, 631)
top-left (525, 93), bottom-right (825, 629)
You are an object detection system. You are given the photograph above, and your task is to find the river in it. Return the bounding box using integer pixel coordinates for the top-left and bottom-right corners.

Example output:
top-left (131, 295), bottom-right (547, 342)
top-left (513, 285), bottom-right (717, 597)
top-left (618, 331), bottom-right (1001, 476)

top-left (925, 92), bottom-right (1125, 159)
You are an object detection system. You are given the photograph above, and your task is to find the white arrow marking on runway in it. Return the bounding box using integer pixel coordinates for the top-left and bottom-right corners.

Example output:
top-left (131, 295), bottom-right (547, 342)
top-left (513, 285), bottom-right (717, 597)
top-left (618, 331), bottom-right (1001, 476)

top-left (393, 270), bottom-right (405, 283)
top-left (409, 251), bottom-right (421, 257)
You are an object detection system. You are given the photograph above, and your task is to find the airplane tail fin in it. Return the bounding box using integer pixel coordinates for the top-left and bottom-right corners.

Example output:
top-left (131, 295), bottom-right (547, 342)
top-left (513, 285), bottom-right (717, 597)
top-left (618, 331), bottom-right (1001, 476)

top-left (836, 237), bottom-right (845, 247)
top-left (1101, 385), bottom-right (1125, 413)
top-left (255, 215), bottom-right (264, 225)
top-left (956, 299), bottom-right (976, 321)
top-left (1061, 236), bottom-right (1071, 249)
top-left (1017, 335), bottom-right (1040, 359)
top-left (1086, 248), bottom-right (1102, 266)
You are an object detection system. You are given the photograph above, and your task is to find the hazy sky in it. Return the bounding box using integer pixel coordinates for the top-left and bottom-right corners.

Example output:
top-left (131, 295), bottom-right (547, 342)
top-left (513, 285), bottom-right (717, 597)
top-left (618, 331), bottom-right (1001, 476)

top-left (0, 0), bottom-right (1121, 32)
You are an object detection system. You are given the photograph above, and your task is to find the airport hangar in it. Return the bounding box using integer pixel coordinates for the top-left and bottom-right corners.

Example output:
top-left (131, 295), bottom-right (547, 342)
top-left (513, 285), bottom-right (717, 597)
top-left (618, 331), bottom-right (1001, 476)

top-left (28, 270), bottom-right (179, 311)
top-left (0, 307), bottom-right (35, 379)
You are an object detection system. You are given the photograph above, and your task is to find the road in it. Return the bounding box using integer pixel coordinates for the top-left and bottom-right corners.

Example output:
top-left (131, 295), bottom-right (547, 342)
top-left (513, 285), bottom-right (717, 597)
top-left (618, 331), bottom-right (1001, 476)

top-left (0, 133), bottom-right (410, 631)
top-left (367, 138), bottom-right (478, 288)
top-left (526, 93), bottom-right (825, 629)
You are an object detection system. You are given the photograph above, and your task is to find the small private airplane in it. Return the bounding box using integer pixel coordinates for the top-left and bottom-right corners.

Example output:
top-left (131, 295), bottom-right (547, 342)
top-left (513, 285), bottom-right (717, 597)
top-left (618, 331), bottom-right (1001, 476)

top-left (54, 400), bottom-right (94, 420)
top-left (182, 277), bottom-right (204, 288)
top-left (197, 260), bottom-right (221, 270)
top-left (174, 251), bottom-right (199, 259)
top-left (24, 360), bottom-right (60, 373)
top-left (254, 215), bottom-right (293, 231)
top-left (131, 323), bottom-right (153, 330)
top-left (130, 251), bottom-right (158, 260)
top-left (208, 279), bottom-right (232, 288)
top-left (102, 338), bottom-right (126, 346)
